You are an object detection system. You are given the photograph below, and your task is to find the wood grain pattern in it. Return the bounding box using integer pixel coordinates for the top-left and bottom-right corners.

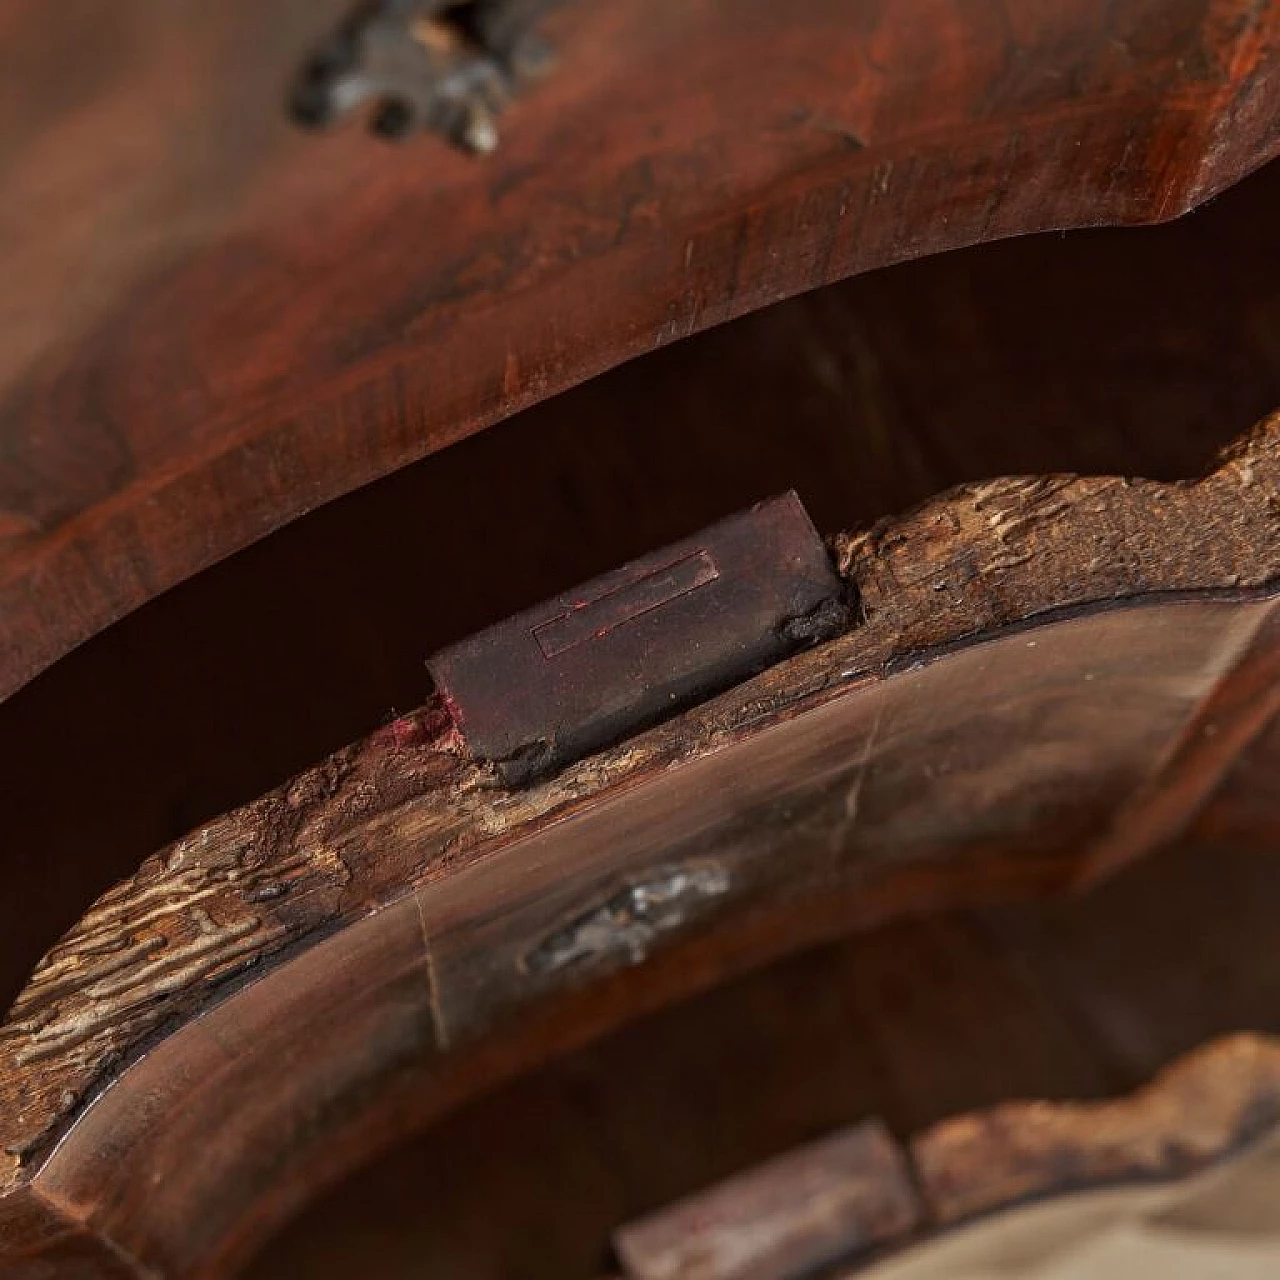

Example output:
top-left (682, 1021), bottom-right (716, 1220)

top-left (8, 159), bottom-right (1280, 1031)
top-left (254, 815), bottom-right (1280, 1278)
top-left (0, 416), bottom-right (1278, 1274)
top-left (9, 598), bottom-right (1277, 1277)
top-left (1, 0), bottom-right (1279, 700)
top-left (5, 413), bottom-right (1277, 1181)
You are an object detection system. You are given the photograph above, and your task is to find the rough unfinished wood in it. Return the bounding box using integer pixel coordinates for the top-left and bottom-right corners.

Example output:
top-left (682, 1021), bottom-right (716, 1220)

top-left (10, 158), bottom-right (1280, 1032)
top-left (0, 707), bottom-right (465, 1176)
top-left (2, 0), bottom-right (1280, 700)
top-left (834, 415), bottom-right (1280, 649)
top-left (1, 416), bottom-right (1278, 1275)
top-left (604, 1034), bottom-right (1280, 1280)
top-left (912, 1032), bottom-right (1280, 1227)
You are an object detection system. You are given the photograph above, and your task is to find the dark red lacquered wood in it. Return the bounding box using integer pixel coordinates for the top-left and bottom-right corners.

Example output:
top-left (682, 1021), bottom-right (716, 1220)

top-left (1, 0), bottom-right (1278, 698)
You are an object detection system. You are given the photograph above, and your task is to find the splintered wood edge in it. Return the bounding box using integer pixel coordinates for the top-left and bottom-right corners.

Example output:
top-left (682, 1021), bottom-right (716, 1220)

top-left (910, 1031), bottom-right (1280, 1226)
top-left (607, 1032), bottom-right (1280, 1280)
top-left (2, 413), bottom-right (1278, 1191)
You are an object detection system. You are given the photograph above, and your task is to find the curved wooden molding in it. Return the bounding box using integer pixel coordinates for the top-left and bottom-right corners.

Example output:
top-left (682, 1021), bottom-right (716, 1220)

top-left (909, 1030), bottom-right (1280, 1225)
top-left (1, 0), bottom-right (1279, 699)
top-left (875, 1032), bottom-right (1280, 1276)
top-left (0, 416), bottom-right (1277, 1274)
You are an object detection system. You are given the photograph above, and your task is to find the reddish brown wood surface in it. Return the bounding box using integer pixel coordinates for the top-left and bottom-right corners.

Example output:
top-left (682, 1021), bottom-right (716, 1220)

top-left (6, 158), bottom-right (1280, 1037)
top-left (0, 408), bottom-right (1277, 1275)
top-left (1, 0), bottom-right (1279, 700)
top-left (2, 597), bottom-right (1277, 1279)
